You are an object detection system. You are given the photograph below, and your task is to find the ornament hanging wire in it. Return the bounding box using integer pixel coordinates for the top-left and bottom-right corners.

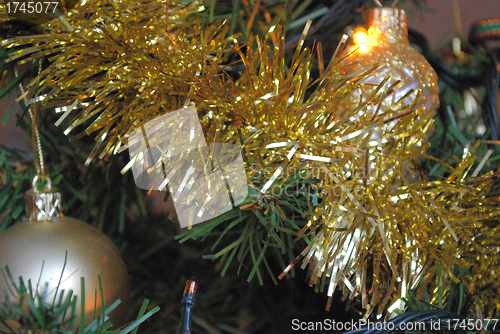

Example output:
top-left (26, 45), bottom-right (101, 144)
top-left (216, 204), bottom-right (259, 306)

top-left (15, 61), bottom-right (49, 187)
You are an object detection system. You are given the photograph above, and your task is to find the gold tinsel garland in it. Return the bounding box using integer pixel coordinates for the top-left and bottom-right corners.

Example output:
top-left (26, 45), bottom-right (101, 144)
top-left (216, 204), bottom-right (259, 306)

top-left (2, 0), bottom-right (500, 318)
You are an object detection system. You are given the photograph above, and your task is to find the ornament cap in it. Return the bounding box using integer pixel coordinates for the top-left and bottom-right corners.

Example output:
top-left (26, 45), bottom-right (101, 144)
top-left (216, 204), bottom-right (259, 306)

top-left (367, 6), bottom-right (407, 35)
top-left (25, 175), bottom-right (63, 222)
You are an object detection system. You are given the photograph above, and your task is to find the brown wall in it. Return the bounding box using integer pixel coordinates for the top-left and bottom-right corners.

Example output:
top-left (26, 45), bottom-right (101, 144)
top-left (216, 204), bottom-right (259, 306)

top-left (407, 0), bottom-right (500, 47)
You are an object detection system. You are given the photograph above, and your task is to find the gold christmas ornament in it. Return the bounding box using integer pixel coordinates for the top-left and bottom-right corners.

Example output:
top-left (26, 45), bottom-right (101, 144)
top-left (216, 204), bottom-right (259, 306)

top-left (277, 6), bottom-right (441, 316)
top-left (340, 6), bottom-right (439, 140)
top-left (0, 176), bottom-right (130, 329)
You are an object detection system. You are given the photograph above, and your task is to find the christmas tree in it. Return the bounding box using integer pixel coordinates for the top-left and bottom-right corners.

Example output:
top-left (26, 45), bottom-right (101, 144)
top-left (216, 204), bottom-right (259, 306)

top-left (1, 0), bottom-right (500, 333)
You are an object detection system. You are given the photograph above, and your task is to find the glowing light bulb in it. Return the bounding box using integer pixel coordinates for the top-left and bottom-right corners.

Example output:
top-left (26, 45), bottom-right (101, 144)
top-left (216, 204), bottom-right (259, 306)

top-left (353, 27), bottom-right (367, 44)
top-left (352, 26), bottom-right (383, 54)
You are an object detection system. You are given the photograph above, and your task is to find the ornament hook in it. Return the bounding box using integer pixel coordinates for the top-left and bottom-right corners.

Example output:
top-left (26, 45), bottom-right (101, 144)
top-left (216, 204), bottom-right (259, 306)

top-left (31, 174), bottom-right (53, 193)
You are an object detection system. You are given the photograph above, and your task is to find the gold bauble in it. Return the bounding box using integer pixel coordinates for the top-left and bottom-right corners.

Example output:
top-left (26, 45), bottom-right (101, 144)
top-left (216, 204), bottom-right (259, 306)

top-left (340, 6), bottom-right (439, 137)
top-left (0, 179), bottom-right (130, 330)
